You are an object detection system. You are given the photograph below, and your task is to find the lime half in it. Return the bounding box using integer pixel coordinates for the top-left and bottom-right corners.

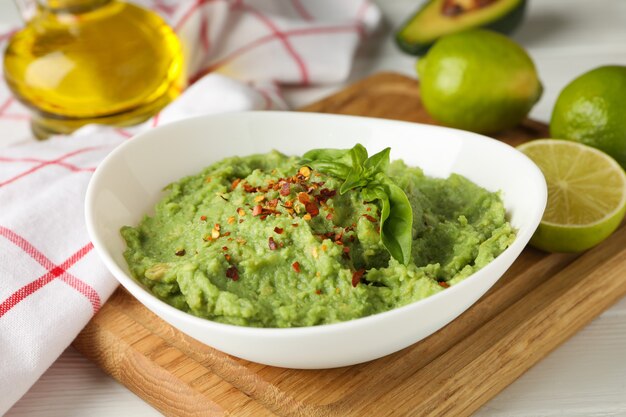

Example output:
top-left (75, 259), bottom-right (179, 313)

top-left (518, 139), bottom-right (626, 252)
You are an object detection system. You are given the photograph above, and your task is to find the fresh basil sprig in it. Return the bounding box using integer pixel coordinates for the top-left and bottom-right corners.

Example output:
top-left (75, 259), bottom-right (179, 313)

top-left (301, 144), bottom-right (413, 265)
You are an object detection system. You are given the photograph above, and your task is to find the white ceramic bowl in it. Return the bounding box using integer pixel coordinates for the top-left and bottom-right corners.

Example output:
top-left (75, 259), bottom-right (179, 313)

top-left (85, 111), bottom-right (546, 369)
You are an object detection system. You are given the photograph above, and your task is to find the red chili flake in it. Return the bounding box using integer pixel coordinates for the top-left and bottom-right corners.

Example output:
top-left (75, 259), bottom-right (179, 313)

top-left (239, 219), bottom-right (244, 224)
top-left (363, 214), bottom-right (377, 223)
top-left (366, 207), bottom-right (371, 212)
top-left (292, 223), bottom-right (299, 227)
top-left (343, 247), bottom-right (350, 253)
top-left (226, 266), bottom-right (239, 281)
top-left (223, 232), bottom-right (231, 237)
top-left (292, 261), bottom-right (301, 273)
top-left (438, 281), bottom-right (450, 288)
top-left (325, 213), bottom-right (333, 220)
top-left (268, 237), bottom-right (278, 250)
top-left (243, 183), bottom-right (257, 193)
top-left (222, 246), bottom-right (228, 251)
top-left (297, 192), bottom-right (310, 204)
top-left (231, 178), bottom-right (241, 190)
top-left (200, 215), bottom-right (207, 221)
top-left (260, 214), bottom-right (268, 221)
top-left (315, 289), bottom-right (322, 295)
top-left (352, 269), bottom-right (365, 287)
top-left (274, 227), bottom-right (284, 234)
top-left (280, 182), bottom-right (291, 196)
top-left (316, 188), bottom-right (337, 204)
top-left (224, 254), bottom-right (231, 261)
top-left (252, 205), bottom-right (263, 216)
top-left (175, 249), bottom-right (186, 256)
top-left (267, 198), bottom-right (279, 208)
top-left (305, 201), bottom-right (319, 217)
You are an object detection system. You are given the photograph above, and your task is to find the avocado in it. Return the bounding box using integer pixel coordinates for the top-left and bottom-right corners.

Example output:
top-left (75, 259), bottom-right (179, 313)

top-left (395, 0), bottom-right (527, 55)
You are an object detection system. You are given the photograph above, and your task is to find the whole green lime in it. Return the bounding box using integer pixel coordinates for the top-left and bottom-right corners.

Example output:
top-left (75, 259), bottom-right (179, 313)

top-left (550, 65), bottom-right (626, 168)
top-left (416, 29), bottom-right (542, 134)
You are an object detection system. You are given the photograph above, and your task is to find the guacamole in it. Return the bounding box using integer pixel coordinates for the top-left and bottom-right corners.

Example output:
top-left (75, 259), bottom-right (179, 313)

top-left (121, 151), bottom-right (515, 328)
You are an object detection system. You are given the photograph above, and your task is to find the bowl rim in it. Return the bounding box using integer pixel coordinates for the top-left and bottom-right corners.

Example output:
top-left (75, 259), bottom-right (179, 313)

top-left (85, 111), bottom-right (547, 336)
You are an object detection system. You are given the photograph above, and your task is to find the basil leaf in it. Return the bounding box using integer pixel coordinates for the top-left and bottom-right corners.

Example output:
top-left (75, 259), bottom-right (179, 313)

top-left (350, 144), bottom-right (369, 168)
top-left (302, 148), bottom-right (350, 162)
top-left (361, 182), bottom-right (413, 265)
top-left (340, 166), bottom-right (367, 194)
top-left (379, 182), bottom-right (413, 265)
top-left (305, 159), bottom-right (351, 179)
top-left (302, 145), bottom-right (365, 180)
top-left (363, 147), bottom-right (390, 178)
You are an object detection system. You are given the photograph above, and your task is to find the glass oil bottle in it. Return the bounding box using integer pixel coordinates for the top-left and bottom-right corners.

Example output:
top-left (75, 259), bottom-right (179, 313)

top-left (4, 0), bottom-right (185, 138)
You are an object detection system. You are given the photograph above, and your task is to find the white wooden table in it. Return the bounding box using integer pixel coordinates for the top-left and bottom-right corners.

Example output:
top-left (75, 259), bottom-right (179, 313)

top-left (5, 1), bottom-right (626, 415)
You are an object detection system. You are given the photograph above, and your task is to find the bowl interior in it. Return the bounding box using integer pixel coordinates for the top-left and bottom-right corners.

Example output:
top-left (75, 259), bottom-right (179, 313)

top-left (86, 111), bottom-right (546, 328)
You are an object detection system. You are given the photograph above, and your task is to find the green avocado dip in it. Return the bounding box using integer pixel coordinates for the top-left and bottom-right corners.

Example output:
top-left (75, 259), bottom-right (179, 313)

top-left (121, 147), bottom-right (515, 328)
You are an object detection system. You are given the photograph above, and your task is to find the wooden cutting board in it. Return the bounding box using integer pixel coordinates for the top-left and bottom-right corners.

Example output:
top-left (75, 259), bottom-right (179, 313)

top-left (73, 72), bottom-right (626, 417)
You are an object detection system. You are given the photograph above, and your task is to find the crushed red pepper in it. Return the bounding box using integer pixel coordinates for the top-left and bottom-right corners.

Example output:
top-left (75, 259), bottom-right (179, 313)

top-left (316, 188), bottom-right (336, 204)
top-left (243, 183), bottom-right (257, 193)
top-left (274, 227), bottom-right (284, 234)
top-left (438, 281), bottom-right (450, 288)
top-left (352, 269), bottom-right (366, 287)
top-left (226, 266), bottom-right (239, 281)
top-left (362, 214), bottom-right (377, 223)
top-left (200, 215), bottom-right (207, 221)
top-left (268, 237), bottom-right (278, 250)
top-left (175, 249), bottom-right (186, 256)
top-left (292, 261), bottom-right (300, 273)
top-left (305, 201), bottom-right (319, 217)
top-left (297, 192), bottom-right (310, 204)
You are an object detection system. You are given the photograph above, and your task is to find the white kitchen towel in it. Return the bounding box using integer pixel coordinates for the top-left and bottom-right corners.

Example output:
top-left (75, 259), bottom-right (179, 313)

top-left (0, 0), bottom-right (380, 413)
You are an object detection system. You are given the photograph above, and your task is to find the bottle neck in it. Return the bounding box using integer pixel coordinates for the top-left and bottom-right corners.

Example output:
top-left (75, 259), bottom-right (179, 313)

top-left (38, 0), bottom-right (112, 13)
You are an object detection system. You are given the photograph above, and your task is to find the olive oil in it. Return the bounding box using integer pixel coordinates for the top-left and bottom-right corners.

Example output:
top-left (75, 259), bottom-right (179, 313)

top-left (4, 0), bottom-right (185, 138)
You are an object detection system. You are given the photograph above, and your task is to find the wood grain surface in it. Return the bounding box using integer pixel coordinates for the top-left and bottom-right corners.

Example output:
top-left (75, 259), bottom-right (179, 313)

top-left (72, 73), bottom-right (626, 417)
